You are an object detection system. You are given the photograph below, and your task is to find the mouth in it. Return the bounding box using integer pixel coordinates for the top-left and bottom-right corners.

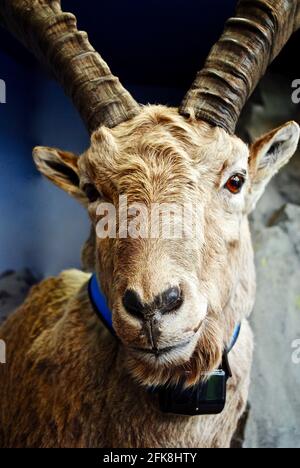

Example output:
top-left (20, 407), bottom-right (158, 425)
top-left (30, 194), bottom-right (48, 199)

top-left (131, 338), bottom-right (192, 357)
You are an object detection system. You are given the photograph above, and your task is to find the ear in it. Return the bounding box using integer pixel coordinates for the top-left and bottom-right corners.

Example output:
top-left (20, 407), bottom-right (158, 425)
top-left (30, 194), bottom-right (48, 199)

top-left (33, 146), bottom-right (86, 204)
top-left (248, 121), bottom-right (300, 211)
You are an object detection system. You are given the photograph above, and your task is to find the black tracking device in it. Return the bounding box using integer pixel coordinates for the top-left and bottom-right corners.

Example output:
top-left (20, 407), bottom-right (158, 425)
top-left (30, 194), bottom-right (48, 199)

top-left (154, 353), bottom-right (232, 416)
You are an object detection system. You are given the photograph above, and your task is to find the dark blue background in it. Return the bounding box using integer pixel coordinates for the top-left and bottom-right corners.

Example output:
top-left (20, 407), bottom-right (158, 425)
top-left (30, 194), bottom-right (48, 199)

top-left (0, 0), bottom-right (298, 276)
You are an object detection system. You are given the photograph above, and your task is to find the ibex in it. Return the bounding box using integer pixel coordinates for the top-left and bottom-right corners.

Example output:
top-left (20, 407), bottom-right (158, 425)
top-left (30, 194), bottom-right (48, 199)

top-left (0, 0), bottom-right (299, 448)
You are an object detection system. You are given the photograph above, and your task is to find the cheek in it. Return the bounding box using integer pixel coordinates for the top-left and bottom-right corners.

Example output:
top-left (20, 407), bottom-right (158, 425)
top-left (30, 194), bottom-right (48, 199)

top-left (221, 215), bottom-right (243, 244)
top-left (96, 239), bottom-right (116, 291)
top-left (201, 214), bottom-right (243, 300)
top-left (205, 201), bottom-right (242, 247)
top-left (211, 196), bottom-right (244, 244)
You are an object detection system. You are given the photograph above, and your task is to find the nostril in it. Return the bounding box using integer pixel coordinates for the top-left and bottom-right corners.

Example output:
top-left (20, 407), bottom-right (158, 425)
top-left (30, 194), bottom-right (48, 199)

top-left (122, 289), bottom-right (144, 318)
top-left (161, 286), bottom-right (183, 313)
top-left (123, 287), bottom-right (183, 318)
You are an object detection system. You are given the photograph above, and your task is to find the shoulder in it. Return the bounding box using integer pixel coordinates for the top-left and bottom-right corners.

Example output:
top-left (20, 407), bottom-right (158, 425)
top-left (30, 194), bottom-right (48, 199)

top-left (0, 269), bottom-right (91, 344)
top-left (27, 269), bottom-right (90, 305)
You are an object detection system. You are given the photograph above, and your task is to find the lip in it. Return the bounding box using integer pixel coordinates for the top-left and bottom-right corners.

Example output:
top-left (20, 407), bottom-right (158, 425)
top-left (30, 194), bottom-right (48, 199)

top-left (131, 338), bottom-right (192, 356)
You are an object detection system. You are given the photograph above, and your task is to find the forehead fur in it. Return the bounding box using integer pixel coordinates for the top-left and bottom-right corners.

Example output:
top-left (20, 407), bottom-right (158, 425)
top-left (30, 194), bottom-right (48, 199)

top-left (79, 105), bottom-right (249, 200)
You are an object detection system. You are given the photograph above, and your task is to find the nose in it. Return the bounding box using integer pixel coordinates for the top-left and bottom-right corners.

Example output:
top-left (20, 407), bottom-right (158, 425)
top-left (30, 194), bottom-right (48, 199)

top-left (122, 286), bottom-right (183, 319)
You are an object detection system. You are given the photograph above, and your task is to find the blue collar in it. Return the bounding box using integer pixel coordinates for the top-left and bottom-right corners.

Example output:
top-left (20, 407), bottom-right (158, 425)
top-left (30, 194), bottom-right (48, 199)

top-left (88, 274), bottom-right (115, 335)
top-left (227, 321), bottom-right (241, 353)
top-left (88, 273), bottom-right (241, 352)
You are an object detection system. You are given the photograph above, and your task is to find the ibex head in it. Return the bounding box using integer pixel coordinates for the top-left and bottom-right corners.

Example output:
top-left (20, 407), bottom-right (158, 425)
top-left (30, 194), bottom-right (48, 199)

top-left (2, 0), bottom-right (299, 387)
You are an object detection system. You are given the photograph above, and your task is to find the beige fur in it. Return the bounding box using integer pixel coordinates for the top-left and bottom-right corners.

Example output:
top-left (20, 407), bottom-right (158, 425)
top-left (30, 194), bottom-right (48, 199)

top-left (0, 106), bottom-right (299, 448)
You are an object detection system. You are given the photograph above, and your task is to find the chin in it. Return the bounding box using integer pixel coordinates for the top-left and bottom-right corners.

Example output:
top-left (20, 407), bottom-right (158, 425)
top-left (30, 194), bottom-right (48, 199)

top-left (124, 321), bottom-right (223, 388)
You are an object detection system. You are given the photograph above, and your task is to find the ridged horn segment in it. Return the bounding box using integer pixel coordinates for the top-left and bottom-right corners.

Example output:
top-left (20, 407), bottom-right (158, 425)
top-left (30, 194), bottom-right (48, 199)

top-left (0, 0), bottom-right (140, 133)
top-left (179, 0), bottom-right (300, 134)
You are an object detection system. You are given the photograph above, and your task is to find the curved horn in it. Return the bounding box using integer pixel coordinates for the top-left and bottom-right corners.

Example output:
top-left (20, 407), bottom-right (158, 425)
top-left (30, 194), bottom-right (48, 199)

top-left (0, 0), bottom-right (140, 133)
top-left (179, 0), bottom-right (300, 134)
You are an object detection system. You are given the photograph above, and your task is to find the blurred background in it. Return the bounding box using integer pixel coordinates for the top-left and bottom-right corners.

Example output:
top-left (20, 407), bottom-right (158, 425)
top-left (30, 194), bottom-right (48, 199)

top-left (0, 0), bottom-right (299, 448)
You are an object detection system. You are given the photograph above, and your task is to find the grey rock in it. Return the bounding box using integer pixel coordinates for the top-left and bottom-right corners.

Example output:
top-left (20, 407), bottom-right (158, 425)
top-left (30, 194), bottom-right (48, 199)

top-left (275, 156), bottom-right (300, 207)
top-left (269, 204), bottom-right (300, 258)
top-left (245, 207), bottom-right (300, 448)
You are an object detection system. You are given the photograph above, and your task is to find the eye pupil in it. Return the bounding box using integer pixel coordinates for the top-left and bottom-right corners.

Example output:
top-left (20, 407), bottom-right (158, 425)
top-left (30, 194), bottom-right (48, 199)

top-left (84, 183), bottom-right (100, 202)
top-left (225, 174), bottom-right (245, 194)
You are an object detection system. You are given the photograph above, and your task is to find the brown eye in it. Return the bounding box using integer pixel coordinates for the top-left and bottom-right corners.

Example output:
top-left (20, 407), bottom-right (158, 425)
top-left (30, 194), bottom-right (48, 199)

top-left (83, 183), bottom-right (101, 203)
top-left (225, 174), bottom-right (245, 194)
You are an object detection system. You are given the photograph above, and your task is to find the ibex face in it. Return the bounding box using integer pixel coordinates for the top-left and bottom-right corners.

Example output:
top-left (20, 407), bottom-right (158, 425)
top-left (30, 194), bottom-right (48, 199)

top-left (33, 106), bottom-right (299, 387)
top-left (2, 0), bottom-right (299, 388)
